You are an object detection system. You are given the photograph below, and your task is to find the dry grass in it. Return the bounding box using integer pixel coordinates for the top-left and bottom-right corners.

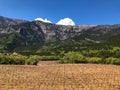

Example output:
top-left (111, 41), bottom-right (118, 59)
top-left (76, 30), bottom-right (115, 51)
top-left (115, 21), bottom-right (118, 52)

top-left (0, 63), bottom-right (120, 90)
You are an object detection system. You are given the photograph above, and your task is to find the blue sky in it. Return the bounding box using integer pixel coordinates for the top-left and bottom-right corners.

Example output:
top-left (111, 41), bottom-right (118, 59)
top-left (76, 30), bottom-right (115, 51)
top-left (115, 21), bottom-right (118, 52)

top-left (0, 0), bottom-right (120, 25)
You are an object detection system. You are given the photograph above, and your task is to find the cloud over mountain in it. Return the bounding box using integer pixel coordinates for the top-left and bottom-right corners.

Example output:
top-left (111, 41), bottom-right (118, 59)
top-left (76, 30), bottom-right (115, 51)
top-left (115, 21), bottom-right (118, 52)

top-left (35, 18), bottom-right (52, 23)
top-left (56, 18), bottom-right (75, 26)
top-left (35, 17), bottom-right (75, 26)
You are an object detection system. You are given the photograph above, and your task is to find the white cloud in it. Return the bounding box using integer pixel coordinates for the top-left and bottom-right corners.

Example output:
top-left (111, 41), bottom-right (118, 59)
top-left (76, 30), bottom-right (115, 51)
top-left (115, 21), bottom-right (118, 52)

top-left (56, 18), bottom-right (75, 26)
top-left (35, 18), bottom-right (52, 23)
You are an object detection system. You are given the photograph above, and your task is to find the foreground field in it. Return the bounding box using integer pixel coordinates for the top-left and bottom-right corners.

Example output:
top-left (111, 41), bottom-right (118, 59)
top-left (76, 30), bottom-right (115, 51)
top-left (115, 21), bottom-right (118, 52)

top-left (0, 63), bottom-right (120, 90)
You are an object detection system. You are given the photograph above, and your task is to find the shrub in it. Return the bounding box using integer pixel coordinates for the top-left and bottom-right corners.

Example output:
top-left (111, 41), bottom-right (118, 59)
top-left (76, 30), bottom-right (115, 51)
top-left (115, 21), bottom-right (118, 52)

top-left (105, 57), bottom-right (120, 65)
top-left (0, 55), bottom-right (41, 65)
top-left (0, 55), bottom-right (27, 65)
top-left (26, 55), bottom-right (41, 65)
top-left (60, 59), bottom-right (68, 64)
top-left (86, 57), bottom-right (102, 64)
top-left (12, 55), bottom-right (27, 65)
top-left (60, 52), bottom-right (85, 63)
top-left (41, 56), bottom-right (60, 61)
top-left (0, 55), bottom-right (10, 64)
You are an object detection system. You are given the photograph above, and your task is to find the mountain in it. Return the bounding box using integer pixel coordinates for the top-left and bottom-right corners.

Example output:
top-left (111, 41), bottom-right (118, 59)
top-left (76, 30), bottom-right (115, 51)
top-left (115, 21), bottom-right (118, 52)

top-left (0, 16), bottom-right (95, 51)
top-left (0, 16), bottom-right (120, 54)
top-left (0, 16), bottom-right (27, 26)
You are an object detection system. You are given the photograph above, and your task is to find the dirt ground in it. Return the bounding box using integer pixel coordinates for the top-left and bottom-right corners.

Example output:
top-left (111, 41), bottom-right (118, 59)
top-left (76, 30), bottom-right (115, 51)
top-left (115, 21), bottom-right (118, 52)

top-left (0, 63), bottom-right (120, 90)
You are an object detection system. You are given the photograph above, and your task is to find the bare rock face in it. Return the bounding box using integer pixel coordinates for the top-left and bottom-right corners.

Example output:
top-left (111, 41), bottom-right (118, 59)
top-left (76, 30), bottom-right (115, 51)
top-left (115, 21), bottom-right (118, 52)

top-left (34, 21), bottom-right (97, 42)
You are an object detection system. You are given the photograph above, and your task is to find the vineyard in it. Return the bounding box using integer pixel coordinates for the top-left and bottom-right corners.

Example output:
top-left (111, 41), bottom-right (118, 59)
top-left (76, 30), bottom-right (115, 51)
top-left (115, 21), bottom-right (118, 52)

top-left (0, 64), bottom-right (120, 90)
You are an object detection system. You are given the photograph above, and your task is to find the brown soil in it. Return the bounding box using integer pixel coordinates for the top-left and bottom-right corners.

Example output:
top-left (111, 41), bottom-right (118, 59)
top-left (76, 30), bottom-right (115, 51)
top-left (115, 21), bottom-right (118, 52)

top-left (0, 63), bottom-right (120, 90)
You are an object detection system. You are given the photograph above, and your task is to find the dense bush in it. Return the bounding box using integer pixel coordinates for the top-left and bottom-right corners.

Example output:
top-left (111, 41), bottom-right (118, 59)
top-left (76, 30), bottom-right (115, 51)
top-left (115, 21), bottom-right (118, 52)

top-left (0, 55), bottom-right (27, 65)
top-left (86, 57), bottom-right (102, 64)
top-left (0, 55), bottom-right (41, 65)
top-left (60, 52), bottom-right (86, 63)
top-left (60, 51), bottom-right (120, 65)
top-left (41, 56), bottom-right (60, 61)
top-left (105, 57), bottom-right (120, 65)
top-left (26, 55), bottom-right (41, 65)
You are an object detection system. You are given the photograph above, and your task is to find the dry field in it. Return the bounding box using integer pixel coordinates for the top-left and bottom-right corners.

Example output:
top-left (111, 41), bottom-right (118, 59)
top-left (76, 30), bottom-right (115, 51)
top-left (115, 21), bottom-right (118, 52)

top-left (0, 63), bottom-right (120, 90)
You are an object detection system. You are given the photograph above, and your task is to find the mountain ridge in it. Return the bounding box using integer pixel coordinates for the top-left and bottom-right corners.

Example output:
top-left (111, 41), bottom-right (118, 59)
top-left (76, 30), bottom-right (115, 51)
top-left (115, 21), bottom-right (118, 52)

top-left (0, 16), bottom-right (120, 53)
